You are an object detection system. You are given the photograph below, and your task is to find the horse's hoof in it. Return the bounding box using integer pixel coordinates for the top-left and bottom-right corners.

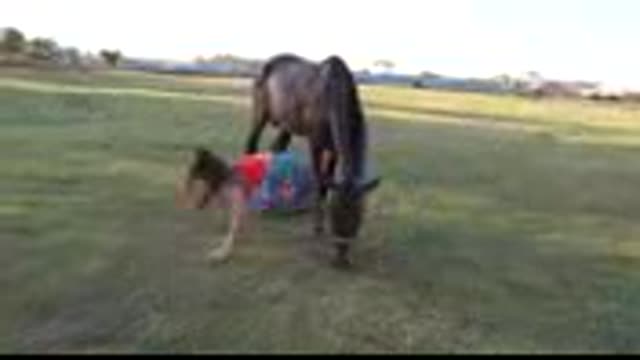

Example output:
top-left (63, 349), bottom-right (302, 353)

top-left (313, 226), bottom-right (325, 237)
top-left (331, 244), bottom-right (352, 269)
top-left (331, 256), bottom-right (353, 270)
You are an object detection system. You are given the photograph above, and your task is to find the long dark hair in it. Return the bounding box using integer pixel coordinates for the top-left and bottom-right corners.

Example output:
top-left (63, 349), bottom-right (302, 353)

top-left (188, 148), bottom-right (233, 207)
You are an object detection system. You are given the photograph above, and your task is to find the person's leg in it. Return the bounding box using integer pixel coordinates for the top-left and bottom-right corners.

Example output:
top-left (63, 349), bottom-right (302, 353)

top-left (208, 184), bottom-right (247, 262)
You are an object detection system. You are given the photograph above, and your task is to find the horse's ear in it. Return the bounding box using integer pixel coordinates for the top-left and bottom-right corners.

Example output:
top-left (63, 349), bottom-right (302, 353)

top-left (359, 177), bottom-right (381, 194)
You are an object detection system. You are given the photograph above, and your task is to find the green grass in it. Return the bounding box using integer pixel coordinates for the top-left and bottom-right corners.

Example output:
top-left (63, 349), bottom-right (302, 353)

top-left (1, 67), bottom-right (640, 354)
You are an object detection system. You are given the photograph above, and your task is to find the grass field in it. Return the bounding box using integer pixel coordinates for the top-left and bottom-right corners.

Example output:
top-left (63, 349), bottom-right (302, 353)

top-left (1, 67), bottom-right (640, 353)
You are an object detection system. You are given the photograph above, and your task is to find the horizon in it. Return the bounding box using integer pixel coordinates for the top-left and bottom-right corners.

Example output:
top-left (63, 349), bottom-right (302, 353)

top-left (3, 0), bottom-right (640, 89)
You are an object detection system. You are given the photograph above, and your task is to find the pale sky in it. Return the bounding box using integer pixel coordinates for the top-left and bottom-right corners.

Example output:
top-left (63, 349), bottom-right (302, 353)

top-left (3, 0), bottom-right (640, 87)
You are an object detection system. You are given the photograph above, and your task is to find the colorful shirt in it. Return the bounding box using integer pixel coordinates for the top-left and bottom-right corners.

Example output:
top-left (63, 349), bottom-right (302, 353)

top-left (233, 151), bottom-right (314, 212)
top-left (232, 152), bottom-right (271, 197)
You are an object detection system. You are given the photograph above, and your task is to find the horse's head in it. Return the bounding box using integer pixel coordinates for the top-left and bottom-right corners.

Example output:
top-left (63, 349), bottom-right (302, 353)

top-left (327, 177), bottom-right (381, 238)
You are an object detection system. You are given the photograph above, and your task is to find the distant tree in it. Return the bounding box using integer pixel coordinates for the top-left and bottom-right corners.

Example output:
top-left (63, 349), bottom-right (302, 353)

top-left (0, 27), bottom-right (27, 53)
top-left (493, 74), bottom-right (513, 88)
top-left (27, 37), bottom-right (59, 60)
top-left (81, 51), bottom-right (102, 67)
top-left (525, 71), bottom-right (543, 83)
top-left (214, 53), bottom-right (235, 62)
top-left (100, 49), bottom-right (122, 67)
top-left (420, 70), bottom-right (441, 79)
top-left (60, 47), bottom-right (82, 67)
top-left (374, 59), bottom-right (395, 73)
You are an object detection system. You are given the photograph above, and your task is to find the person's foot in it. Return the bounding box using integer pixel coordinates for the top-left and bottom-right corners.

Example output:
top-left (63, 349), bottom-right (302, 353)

top-left (207, 246), bottom-right (231, 263)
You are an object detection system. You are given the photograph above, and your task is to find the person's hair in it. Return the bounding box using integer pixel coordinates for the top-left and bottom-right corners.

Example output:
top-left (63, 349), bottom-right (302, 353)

top-left (189, 147), bottom-right (233, 194)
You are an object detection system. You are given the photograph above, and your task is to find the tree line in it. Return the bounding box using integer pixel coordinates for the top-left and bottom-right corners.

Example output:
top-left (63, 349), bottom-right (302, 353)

top-left (0, 27), bottom-right (122, 67)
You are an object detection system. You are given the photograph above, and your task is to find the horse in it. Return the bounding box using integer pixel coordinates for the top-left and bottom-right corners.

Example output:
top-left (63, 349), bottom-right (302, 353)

top-left (245, 53), bottom-right (381, 267)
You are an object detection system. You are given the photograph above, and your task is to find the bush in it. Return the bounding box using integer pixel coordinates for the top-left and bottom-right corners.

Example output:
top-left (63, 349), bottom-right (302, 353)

top-left (0, 27), bottom-right (26, 53)
top-left (27, 37), bottom-right (59, 60)
top-left (100, 49), bottom-right (122, 67)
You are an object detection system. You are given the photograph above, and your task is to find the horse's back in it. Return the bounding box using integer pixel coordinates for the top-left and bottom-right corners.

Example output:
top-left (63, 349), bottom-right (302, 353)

top-left (262, 54), bottom-right (321, 97)
top-left (259, 54), bottom-right (324, 133)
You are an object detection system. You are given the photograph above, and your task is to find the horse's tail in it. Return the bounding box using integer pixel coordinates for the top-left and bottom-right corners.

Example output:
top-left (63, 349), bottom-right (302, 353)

top-left (322, 55), bottom-right (367, 183)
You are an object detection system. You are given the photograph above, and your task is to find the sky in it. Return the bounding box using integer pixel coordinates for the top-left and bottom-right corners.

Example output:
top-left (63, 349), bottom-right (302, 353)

top-left (3, 0), bottom-right (640, 88)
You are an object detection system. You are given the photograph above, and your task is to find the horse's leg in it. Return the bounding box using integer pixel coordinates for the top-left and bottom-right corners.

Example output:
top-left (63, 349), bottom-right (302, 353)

top-left (310, 147), bottom-right (351, 268)
top-left (333, 240), bottom-right (352, 269)
top-left (270, 130), bottom-right (292, 153)
top-left (309, 145), bottom-right (335, 237)
top-left (245, 117), bottom-right (267, 155)
top-left (309, 145), bottom-right (326, 236)
top-left (246, 85), bottom-right (269, 154)
top-left (319, 153), bottom-right (352, 269)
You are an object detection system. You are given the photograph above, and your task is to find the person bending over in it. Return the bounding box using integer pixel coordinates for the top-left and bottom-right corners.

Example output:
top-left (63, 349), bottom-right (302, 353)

top-left (176, 147), bottom-right (314, 262)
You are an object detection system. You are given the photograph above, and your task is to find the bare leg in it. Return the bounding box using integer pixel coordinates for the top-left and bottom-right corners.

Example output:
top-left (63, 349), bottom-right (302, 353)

top-left (208, 185), bottom-right (246, 262)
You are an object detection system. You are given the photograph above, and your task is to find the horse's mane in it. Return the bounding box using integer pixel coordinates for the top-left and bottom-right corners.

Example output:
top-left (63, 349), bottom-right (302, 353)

top-left (321, 55), bottom-right (367, 184)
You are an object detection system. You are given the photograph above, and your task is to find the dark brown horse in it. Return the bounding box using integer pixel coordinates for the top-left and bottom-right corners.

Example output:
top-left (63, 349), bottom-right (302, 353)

top-left (245, 53), bottom-right (380, 267)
